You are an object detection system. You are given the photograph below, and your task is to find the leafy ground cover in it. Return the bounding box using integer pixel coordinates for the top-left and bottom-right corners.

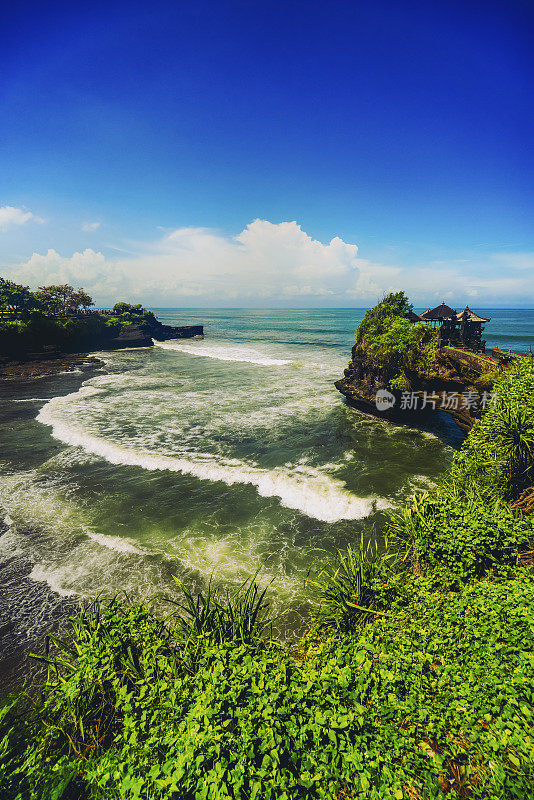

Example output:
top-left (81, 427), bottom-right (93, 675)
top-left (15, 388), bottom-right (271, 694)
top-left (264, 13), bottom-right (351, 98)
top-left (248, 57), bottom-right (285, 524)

top-left (388, 357), bottom-right (534, 586)
top-left (1, 359), bottom-right (533, 799)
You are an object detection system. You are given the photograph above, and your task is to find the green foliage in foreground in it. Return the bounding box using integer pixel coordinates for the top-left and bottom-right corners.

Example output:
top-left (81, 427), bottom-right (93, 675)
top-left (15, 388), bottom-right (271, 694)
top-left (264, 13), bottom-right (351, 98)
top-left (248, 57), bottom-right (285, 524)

top-left (388, 485), bottom-right (533, 586)
top-left (1, 575), bottom-right (533, 800)
top-left (386, 356), bottom-right (534, 585)
top-left (355, 292), bottom-right (438, 386)
top-left (306, 536), bottom-right (409, 632)
top-left (454, 357), bottom-right (534, 499)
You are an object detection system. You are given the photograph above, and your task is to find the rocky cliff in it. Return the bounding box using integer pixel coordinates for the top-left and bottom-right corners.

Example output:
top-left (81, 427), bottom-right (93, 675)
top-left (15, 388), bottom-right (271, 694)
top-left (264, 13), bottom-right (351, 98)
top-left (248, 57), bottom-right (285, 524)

top-left (335, 343), bottom-right (498, 433)
top-left (106, 321), bottom-right (203, 349)
top-left (0, 317), bottom-right (204, 375)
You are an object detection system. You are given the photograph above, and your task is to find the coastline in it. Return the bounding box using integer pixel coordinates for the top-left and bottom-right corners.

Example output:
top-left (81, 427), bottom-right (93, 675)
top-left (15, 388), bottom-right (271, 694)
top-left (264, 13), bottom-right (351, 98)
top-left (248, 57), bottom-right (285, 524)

top-left (0, 361), bottom-right (106, 692)
top-left (0, 309), bottom-right (203, 380)
top-left (0, 352), bottom-right (105, 379)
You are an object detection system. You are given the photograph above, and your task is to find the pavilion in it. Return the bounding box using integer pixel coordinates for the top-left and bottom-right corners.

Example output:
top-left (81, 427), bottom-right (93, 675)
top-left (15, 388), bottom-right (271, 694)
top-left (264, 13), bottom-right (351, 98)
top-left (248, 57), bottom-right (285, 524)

top-left (415, 302), bottom-right (490, 352)
top-left (455, 306), bottom-right (491, 351)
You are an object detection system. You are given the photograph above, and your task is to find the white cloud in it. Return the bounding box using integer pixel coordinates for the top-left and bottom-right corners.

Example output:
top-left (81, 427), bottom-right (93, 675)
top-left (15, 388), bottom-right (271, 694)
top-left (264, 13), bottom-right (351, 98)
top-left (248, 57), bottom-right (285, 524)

top-left (82, 221), bottom-right (101, 232)
top-left (3, 220), bottom-right (534, 306)
top-left (0, 205), bottom-right (44, 231)
top-left (13, 248), bottom-right (128, 296)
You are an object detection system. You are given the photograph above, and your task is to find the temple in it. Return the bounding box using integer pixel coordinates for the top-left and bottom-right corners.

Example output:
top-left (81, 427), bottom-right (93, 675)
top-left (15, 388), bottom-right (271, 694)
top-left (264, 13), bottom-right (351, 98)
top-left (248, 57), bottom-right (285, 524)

top-left (416, 302), bottom-right (490, 352)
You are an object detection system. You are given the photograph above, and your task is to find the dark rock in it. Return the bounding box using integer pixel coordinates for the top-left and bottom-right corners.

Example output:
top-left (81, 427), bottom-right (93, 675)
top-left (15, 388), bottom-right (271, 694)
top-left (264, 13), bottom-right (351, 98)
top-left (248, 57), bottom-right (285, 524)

top-left (105, 324), bottom-right (153, 349)
top-left (104, 321), bottom-right (203, 350)
top-left (0, 318), bottom-right (204, 372)
top-left (335, 343), bottom-right (499, 433)
top-left (149, 323), bottom-right (204, 341)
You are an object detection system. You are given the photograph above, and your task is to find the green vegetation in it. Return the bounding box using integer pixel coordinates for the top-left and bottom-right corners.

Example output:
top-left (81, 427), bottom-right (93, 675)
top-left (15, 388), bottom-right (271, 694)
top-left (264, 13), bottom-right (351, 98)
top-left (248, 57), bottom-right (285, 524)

top-left (306, 535), bottom-right (406, 632)
top-left (1, 353), bottom-right (534, 798)
top-left (0, 312), bottom-right (120, 354)
top-left (106, 302), bottom-right (157, 326)
top-left (2, 572), bottom-right (533, 800)
top-left (386, 358), bottom-right (534, 585)
top-left (35, 285), bottom-right (94, 315)
top-left (0, 280), bottom-right (157, 355)
top-left (355, 292), bottom-right (439, 390)
top-left (0, 278), bottom-right (40, 314)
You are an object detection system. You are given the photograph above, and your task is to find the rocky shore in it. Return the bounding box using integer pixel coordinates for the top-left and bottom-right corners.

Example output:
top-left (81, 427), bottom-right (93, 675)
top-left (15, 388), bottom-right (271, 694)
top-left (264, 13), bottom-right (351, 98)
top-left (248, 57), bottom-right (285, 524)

top-left (335, 342), bottom-right (498, 433)
top-left (106, 321), bottom-right (204, 349)
top-left (0, 320), bottom-right (203, 378)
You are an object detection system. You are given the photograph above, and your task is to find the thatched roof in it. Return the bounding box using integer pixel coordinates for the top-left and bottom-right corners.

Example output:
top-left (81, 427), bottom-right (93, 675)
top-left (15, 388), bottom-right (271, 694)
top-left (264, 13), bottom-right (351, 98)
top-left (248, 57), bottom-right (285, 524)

top-left (407, 310), bottom-right (422, 323)
top-left (456, 305), bottom-right (490, 323)
top-left (419, 302), bottom-right (456, 321)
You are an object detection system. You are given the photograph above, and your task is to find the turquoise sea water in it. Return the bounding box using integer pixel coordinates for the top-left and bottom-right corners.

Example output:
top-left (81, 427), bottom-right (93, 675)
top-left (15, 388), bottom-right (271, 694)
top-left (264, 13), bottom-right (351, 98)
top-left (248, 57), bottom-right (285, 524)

top-left (0, 308), bottom-right (532, 684)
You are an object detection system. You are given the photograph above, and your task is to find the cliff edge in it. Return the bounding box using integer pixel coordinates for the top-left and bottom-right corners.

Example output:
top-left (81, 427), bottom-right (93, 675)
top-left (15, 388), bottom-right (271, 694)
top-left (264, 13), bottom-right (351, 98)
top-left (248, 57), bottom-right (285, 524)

top-left (335, 343), bottom-right (498, 432)
top-left (335, 293), bottom-right (499, 433)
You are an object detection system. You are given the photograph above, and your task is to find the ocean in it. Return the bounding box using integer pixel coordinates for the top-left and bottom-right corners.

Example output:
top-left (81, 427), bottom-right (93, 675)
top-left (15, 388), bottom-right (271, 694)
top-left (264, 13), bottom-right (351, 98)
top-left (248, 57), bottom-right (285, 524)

top-left (0, 307), bottom-right (533, 685)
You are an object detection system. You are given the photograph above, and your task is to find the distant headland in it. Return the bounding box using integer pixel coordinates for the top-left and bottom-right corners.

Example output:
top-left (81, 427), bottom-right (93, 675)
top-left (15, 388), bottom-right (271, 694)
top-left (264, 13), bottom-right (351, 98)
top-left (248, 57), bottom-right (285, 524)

top-left (0, 278), bottom-right (203, 377)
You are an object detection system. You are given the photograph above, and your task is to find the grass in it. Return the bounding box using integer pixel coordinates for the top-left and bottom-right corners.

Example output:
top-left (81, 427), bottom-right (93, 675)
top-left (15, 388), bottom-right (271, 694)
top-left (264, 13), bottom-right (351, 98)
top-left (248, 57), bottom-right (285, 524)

top-left (166, 573), bottom-right (275, 648)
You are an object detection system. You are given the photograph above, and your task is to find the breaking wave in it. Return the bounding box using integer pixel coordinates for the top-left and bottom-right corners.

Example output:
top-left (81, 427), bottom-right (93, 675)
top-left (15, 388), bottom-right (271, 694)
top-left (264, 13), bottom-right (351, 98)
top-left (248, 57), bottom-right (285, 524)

top-left (37, 399), bottom-right (382, 523)
top-left (153, 339), bottom-right (292, 366)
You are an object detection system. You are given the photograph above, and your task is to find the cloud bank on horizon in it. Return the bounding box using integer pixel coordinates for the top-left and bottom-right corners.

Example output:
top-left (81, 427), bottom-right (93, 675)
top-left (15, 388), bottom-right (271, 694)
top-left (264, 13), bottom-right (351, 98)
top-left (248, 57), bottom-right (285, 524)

top-left (2, 211), bottom-right (534, 308)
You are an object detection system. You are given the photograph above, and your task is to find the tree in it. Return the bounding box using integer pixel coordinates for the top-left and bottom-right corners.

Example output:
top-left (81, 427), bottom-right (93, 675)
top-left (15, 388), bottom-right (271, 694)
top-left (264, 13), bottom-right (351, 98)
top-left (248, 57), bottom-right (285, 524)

top-left (35, 285), bottom-right (93, 315)
top-left (112, 302), bottom-right (143, 315)
top-left (356, 291), bottom-right (414, 345)
top-left (355, 291), bottom-right (437, 386)
top-left (0, 278), bottom-right (40, 314)
top-left (71, 288), bottom-right (94, 311)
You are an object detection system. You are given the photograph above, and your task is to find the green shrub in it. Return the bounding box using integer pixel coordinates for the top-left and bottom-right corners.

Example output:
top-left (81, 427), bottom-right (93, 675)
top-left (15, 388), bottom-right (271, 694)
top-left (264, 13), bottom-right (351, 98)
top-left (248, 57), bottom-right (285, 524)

top-left (2, 576), bottom-right (533, 799)
top-left (167, 575), bottom-right (274, 650)
top-left (386, 357), bottom-right (534, 581)
top-left (389, 488), bottom-right (532, 584)
top-left (107, 303), bottom-right (156, 326)
top-left (356, 292), bottom-right (438, 385)
top-left (307, 537), bottom-right (408, 631)
top-left (0, 313), bottom-right (121, 352)
top-left (453, 357), bottom-right (534, 499)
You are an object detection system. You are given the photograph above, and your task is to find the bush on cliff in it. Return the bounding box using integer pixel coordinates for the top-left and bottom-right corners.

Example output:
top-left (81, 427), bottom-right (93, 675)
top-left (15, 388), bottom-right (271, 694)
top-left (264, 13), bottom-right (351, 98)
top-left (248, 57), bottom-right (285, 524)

top-left (109, 302), bottom-right (157, 325)
top-left (356, 292), bottom-right (438, 386)
top-left (453, 357), bottom-right (534, 500)
top-left (388, 487), bottom-right (532, 585)
top-left (0, 313), bottom-right (120, 354)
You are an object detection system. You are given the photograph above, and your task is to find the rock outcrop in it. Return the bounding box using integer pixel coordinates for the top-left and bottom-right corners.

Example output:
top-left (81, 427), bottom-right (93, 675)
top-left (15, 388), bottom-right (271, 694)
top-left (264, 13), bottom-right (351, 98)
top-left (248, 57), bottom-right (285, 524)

top-left (335, 343), bottom-right (498, 433)
top-left (106, 321), bottom-right (203, 349)
top-left (150, 322), bottom-right (204, 341)
top-left (0, 317), bottom-right (204, 375)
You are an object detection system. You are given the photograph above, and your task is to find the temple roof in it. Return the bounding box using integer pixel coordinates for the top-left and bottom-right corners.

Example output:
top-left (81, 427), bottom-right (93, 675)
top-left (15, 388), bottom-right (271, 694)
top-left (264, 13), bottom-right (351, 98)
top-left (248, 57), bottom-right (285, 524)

top-left (456, 305), bottom-right (491, 323)
top-left (419, 302), bottom-right (457, 321)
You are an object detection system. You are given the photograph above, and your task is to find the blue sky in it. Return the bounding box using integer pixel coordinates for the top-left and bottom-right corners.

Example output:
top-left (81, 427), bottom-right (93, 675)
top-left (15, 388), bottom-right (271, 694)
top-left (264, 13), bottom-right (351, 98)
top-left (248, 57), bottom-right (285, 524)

top-left (1, 0), bottom-right (533, 306)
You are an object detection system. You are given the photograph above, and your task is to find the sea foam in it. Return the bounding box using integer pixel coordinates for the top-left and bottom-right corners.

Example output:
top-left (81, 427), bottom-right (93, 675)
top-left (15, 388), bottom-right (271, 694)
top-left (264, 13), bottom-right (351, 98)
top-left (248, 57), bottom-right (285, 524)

top-left (37, 398), bottom-right (379, 523)
top-left (153, 339), bottom-right (291, 366)
top-left (86, 532), bottom-right (143, 554)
